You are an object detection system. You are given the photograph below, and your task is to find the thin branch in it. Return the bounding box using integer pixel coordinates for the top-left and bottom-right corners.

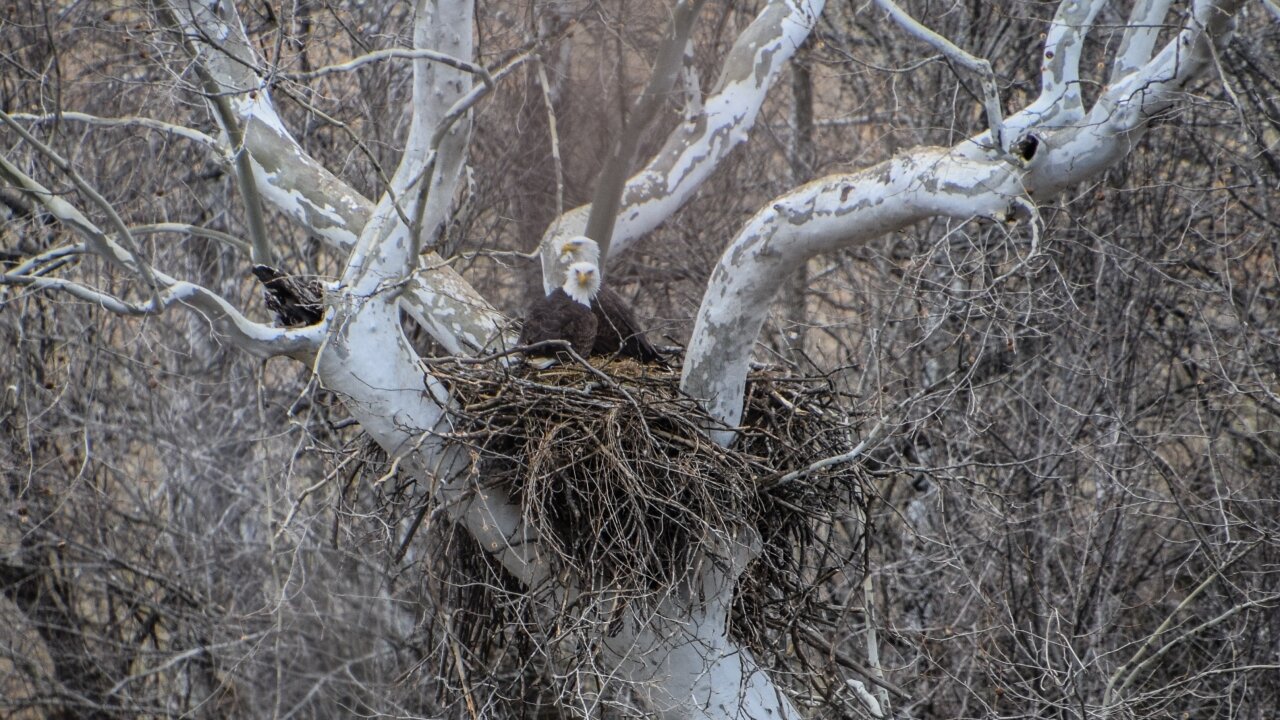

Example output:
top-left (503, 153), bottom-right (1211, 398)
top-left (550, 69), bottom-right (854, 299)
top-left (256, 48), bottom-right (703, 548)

top-left (129, 223), bottom-right (251, 253)
top-left (874, 0), bottom-right (1007, 151)
top-left (0, 153), bottom-right (316, 357)
top-left (9, 111), bottom-right (220, 151)
top-left (284, 46), bottom-right (495, 87)
top-left (0, 273), bottom-right (153, 315)
top-left (0, 110), bottom-right (163, 297)
top-left (1104, 540), bottom-right (1261, 705)
top-left (0, 271), bottom-right (318, 357)
top-left (536, 57), bottom-right (565, 219)
top-left (761, 367), bottom-right (964, 489)
top-left (105, 632), bottom-right (270, 697)
top-left (1118, 593), bottom-right (1280, 696)
top-left (583, 0), bottom-right (708, 265)
top-left (6, 243), bottom-right (85, 276)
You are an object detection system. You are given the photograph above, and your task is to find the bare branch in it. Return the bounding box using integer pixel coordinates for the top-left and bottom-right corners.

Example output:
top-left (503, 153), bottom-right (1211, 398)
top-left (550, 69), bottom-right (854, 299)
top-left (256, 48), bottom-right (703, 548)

top-left (583, 0), bottom-right (707, 266)
top-left (0, 110), bottom-right (162, 296)
top-left (344, 0), bottom-right (474, 291)
top-left (1011, 0), bottom-right (1110, 133)
top-left (1118, 593), bottom-right (1280, 697)
top-left (0, 270), bottom-right (318, 357)
top-left (541, 0), bottom-right (826, 283)
top-left (159, 0), bottom-right (509, 355)
top-left (682, 147), bottom-right (1028, 443)
top-left (1026, 0), bottom-right (1248, 196)
top-left (284, 47), bottom-right (494, 86)
top-left (535, 57), bottom-right (565, 218)
top-left (1110, 0), bottom-right (1176, 84)
top-left (9, 111), bottom-right (220, 151)
top-left (130, 223), bottom-right (251, 253)
top-left (874, 0), bottom-right (1008, 151)
top-left (0, 152), bottom-right (318, 359)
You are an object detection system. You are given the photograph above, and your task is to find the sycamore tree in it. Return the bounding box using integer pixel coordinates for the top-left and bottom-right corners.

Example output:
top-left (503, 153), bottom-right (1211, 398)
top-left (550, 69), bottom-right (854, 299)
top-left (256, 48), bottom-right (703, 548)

top-left (2, 1), bottom-right (1278, 718)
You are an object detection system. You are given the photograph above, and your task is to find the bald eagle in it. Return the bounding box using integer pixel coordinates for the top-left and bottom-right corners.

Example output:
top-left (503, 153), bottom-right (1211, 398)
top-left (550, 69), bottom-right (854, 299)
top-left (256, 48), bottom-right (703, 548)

top-left (548, 237), bottom-right (664, 365)
top-left (519, 261), bottom-right (600, 369)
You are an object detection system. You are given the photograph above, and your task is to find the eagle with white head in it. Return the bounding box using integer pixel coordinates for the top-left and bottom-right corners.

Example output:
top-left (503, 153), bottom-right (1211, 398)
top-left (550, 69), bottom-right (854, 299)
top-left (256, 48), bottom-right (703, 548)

top-left (548, 236), bottom-right (665, 365)
top-left (519, 260), bottom-right (601, 368)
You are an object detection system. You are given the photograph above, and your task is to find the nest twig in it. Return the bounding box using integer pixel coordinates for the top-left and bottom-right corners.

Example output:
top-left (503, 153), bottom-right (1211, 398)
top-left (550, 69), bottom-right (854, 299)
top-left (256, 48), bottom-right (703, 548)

top-left (432, 356), bottom-right (862, 609)
top-left (369, 355), bottom-right (871, 715)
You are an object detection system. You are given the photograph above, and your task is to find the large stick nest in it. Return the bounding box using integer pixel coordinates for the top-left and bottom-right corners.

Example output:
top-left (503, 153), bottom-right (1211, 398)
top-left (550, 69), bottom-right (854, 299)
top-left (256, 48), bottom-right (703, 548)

top-left (428, 355), bottom-right (866, 613)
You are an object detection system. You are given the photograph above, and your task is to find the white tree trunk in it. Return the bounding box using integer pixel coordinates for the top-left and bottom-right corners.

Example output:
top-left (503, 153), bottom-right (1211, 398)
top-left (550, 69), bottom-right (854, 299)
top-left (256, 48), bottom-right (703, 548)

top-left (682, 0), bottom-right (1246, 442)
top-left (163, 0), bottom-right (508, 355)
top-left (5, 1), bottom-right (1252, 717)
top-left (540, 0), bottom-right (827, 288)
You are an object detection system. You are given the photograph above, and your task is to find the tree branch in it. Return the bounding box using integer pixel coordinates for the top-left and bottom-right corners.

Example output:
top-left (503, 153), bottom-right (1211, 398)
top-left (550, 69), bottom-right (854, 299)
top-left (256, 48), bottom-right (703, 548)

top-left (681, 148), bottom-right (1027, 444)
top-left (343, 0), bottom-right (474, 292)
top-left (1025, 0), bottom-right (1248, 197)
top-left (540, 0), bottom-right (826, 287)
top-left (683, 0), bottom-right (1248, 444)
top-left (874, 0), bottom-right (1008, 151)
top-left (1110, 0), bottom-right (1176, 84)
top-left (0, 155), bottom-right (317, 358)
top-left (158, 0), bottom-right (509, 355)
top-left (0, 111), bottom-right (163, 299)
top-left (9, 111), bottom-right (220, 151)
top-left (284, 46), bottom-right (494, 85)
top-left (1007, 0), bottom-right (1110, 134)
top-left (582, 0), bottom-right (707, 266)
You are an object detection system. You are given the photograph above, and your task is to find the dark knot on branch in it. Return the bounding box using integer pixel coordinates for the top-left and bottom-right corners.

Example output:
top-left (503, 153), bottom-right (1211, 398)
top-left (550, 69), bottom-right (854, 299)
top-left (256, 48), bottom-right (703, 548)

top-left (252, 264), bottom-right (324, 327)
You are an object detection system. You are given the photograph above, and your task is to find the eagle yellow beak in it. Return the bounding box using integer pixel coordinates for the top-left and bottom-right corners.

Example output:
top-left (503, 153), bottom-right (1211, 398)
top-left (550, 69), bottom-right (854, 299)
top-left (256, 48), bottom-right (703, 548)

top-left (560, 240), bottom-right (582, 257)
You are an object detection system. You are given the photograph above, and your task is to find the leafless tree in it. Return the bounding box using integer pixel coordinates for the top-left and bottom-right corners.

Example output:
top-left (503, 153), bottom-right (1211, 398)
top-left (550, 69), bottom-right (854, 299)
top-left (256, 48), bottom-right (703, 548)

top-left (2, 1), bottom-right (1278, 718)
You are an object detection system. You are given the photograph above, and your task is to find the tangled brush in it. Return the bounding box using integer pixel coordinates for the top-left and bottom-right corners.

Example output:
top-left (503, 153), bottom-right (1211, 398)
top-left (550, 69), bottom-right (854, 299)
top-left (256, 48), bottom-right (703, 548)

top-left (425, 355), bottom-right (867, 631)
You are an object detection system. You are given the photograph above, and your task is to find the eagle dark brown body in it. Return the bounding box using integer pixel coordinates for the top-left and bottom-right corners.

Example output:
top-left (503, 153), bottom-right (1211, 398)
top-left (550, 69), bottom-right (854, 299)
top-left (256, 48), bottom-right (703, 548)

top-left (520, 260), bottom-right (602, 367)
top-left (519, 287), bottom-right (598, 364)
top-left (547, 237), bottom-right (664, 365)
top-left (592, 286), bottom-right (664, 364)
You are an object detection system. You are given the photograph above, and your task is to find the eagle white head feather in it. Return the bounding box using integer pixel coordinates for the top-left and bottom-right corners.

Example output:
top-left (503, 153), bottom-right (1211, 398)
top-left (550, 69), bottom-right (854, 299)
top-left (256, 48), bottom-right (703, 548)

top-left (541, 236), bottom-right (602, 293)
top-left (557, 235), bottom-right (601, 266)
top-left (562, 261), bottom-right (601, 306)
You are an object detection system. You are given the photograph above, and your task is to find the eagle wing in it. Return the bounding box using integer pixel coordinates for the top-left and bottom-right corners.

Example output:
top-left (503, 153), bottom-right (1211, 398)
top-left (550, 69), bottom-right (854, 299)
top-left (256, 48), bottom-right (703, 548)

top-left (592, 285), bottom-right (664, 364)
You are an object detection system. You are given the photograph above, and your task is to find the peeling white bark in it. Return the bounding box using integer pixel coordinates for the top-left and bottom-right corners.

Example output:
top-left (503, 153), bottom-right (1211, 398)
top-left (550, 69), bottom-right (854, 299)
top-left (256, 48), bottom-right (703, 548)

top-left (164, 0), bottom-right (508, 355)
top-left (683, 0), bottom-right (1247, 442)
top-left (540, 0), bottom-right (826, 282)
top-left (1006, 0), bottom-right (1110, 134)
top-left (683, 148), bottom-right (1027, 443)
top-left (1110, 0), bottom-right (1177, 84)
top-left (1025, 0), bottom-right (1246, 196)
